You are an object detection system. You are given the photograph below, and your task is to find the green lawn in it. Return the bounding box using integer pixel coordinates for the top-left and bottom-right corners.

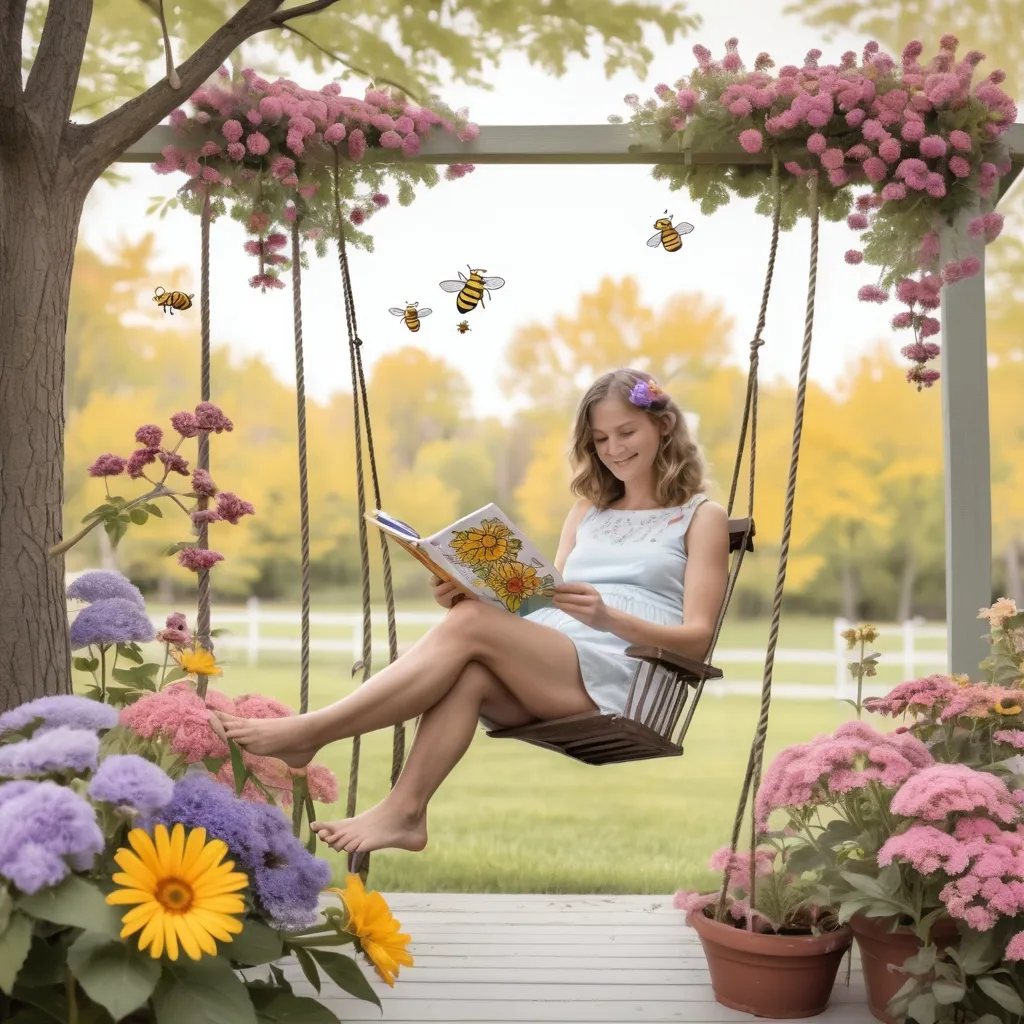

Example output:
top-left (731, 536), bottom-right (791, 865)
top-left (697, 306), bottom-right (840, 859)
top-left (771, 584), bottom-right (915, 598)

top-left (80, 609), bottom-right (931, 895)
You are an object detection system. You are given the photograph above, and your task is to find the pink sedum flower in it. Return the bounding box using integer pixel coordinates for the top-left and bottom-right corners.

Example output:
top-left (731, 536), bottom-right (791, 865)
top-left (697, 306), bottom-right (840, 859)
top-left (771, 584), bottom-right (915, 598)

top-left (88, 454), bottom-right (127, 478)
top-left (890, 764), bottom-right (1020, 824)
top-left (177, 548), bottom-right (225, 573)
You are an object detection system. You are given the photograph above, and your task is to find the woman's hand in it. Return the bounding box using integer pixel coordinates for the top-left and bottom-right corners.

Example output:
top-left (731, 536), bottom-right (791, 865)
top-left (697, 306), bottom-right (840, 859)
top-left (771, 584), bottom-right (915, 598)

top-left (430, 574), bottom-right (475, 610)
top-left (552, 583), bottom-right (614, 631)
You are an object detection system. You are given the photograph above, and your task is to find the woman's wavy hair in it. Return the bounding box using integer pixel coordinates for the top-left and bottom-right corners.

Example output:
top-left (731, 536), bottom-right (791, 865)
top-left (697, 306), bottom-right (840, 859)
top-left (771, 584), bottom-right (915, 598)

top-left (569, 368), bottom-right (708, 510)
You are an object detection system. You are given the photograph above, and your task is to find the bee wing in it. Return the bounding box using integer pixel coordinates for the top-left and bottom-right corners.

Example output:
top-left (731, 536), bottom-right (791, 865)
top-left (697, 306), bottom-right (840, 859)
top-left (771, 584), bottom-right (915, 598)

top-left (388, 308), bottom-right (407, 316)
top-left (674, 222), bottom-right (695, 236)
top-left (646, 232), bottom-right (664, 247)
top-left (439, 280), bottom-right (464, 292)
top-left (481, 277), bottom-right (505, 290)
top-left (418, 308), bottom-right (433, 317)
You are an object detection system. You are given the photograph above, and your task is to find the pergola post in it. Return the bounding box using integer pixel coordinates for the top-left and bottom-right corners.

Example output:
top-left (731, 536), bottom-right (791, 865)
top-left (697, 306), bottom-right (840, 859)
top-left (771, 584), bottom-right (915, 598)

top-left (940, 211), bottom-right (993, 675)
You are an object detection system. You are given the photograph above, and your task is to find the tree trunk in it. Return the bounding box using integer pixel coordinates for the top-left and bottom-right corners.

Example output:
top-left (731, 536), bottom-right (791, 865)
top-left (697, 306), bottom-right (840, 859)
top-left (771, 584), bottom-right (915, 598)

top-left (0, 146), bottom-right (87, 712)
top-left (1008, 537), bottom-right (1024, 608)
top-left (896, 538), bottom-right (917, 624)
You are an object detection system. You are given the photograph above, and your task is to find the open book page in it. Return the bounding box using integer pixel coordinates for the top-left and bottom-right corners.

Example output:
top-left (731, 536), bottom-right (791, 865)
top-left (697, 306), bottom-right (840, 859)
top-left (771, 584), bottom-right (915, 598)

top-left (423, 504), bottom-right (563, 617)
top-left (364, 513), bottom-right (461, 588)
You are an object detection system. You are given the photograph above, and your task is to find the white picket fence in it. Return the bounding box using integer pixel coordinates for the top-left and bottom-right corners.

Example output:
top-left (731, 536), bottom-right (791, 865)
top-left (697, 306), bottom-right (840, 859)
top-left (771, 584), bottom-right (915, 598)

top-left (178, 598), bottom-right (948, 700)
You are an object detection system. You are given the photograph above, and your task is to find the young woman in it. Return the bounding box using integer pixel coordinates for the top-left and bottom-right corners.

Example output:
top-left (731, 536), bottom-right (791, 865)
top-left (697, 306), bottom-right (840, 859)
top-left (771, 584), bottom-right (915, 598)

top-left (211, 368), bottom-right (731, 854)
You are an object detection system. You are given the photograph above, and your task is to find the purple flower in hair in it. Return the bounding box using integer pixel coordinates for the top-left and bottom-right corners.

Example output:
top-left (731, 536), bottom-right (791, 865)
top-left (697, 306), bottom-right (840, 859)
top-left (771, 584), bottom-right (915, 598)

top-left (0, 695), bottom-right (118, 737)
top-left (0, 780), bottom-right (104, 892)
top-left (66, 570), bottom-right (146, 609)
top-left (628, 378), bottom-right (668, 409)
top-left (0, 727), bottom-right (100, 778)
top-left (69, 597), bottom-right (156, 650)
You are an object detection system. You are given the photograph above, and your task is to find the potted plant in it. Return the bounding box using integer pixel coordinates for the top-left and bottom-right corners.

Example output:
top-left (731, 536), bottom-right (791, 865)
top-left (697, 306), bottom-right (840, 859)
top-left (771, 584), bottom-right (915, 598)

top-left (754, 605), bottom-right (1024, 1023)
top-left (675, 838), bottom-right (852, 1018)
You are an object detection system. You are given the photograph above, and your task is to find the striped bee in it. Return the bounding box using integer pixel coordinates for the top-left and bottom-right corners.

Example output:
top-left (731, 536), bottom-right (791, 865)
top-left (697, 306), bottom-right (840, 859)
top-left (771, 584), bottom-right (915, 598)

top-left (646, 212), bottom-right (695, 253)
top-left (389, 302), bottom-right (432, 332)
top-left (153, 287), bottom-right (194, 314)
top-left (439, 266), bottom-right (505, 313)
top-left (455, 320), bottom-right (471, 334)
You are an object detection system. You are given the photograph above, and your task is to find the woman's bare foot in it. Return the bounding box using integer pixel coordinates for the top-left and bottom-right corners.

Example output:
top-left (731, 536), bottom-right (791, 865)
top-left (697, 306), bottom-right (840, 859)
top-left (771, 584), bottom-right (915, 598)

top-left (311, 802), bottom-right (427, 855)
top-left (209, 710), bottom-right (319, 769)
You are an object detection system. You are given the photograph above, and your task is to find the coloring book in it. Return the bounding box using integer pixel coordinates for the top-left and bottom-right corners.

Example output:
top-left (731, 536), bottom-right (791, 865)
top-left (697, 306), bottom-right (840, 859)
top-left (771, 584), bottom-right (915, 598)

top-left (365, 504), bottom-right (562, 616)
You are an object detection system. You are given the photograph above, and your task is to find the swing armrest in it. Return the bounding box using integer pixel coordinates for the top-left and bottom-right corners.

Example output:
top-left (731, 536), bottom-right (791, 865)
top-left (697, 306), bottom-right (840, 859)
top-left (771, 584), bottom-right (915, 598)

top-left (625, 646), bottom-right (724, 683)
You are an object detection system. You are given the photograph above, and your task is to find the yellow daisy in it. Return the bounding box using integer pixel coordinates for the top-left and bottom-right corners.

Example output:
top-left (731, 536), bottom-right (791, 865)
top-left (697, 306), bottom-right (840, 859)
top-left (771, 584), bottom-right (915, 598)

top-left (487, 561), bottom-right (546, 613)
top-left (448, 519), bottom-right (514, 566)
top-left (106, 823), bottom-right (247, 961)
top-left (326, 875), bottom-right (414, 987)
top-left (172, 647), bottom-right (222, 677)
top-left (995, 697), bottom-right (1022, 716)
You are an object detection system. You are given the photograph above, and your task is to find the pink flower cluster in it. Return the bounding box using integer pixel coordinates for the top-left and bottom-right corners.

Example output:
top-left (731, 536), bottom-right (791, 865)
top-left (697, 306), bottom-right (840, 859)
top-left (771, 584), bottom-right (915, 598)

top-left (889, 763), bottom-right (1020, 824)
top-left (755, 719), bottom-right (933, 828)
top-left (120, 682), bottom-right (338, 806)
top-left (879, 808), bottom-right (1024, 956)
top-left (709, 844), bottom-right (778, 891)
top-left (863, 674), bottom-right (960, 717)
top-left (642, 35), bottom-right (1017, 388)
top-left (156, 610), bottom-right (191, 647)
top-left (155, 69), bottom-right (478, 292)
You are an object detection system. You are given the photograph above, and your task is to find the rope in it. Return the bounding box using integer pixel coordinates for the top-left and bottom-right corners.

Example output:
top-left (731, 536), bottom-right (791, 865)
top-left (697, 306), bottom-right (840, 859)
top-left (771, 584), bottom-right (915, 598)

top-left (716, 171), bottom-right (821, 925)
top-left (290, 219), bottom-right (312, 715)
top-left (195, 193), bottom-right (213, 697)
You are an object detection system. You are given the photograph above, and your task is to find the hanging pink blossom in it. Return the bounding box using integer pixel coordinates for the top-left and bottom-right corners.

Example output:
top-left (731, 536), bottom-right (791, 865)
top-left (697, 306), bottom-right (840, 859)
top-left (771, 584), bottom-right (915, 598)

top-left (246, 132), bottom-right (270, 155)
top-left (862, 157), bottom-right (887, 182)
top-left (221, 119), bottom-right (244, 143)
top-left (858, 285), bottom-right (888, 303)
top-left (891, 311), bottom-right (915, 329)
top-left (215, 492), bottom-right (256, 525)
top-left (738, 129), bottom-right (763, 153)
top-left (88, 454), bottom-right (127, 478)
top-left (907, 366), bottom-right (941, 388)
top-left (324, 123), bottom-right (346, 144)
top-left (191, 468), bottom-right (217, 498)
top-left (177, 549), bottom-right (225, 573)
top-left (847, 213), bottom-right (869, 230)
top-left (194, 402), bottom-right (233, 433)
top-left (844, 250), bottom-right (864, 265)
top-left (347, 128), bottom-right (366, 161)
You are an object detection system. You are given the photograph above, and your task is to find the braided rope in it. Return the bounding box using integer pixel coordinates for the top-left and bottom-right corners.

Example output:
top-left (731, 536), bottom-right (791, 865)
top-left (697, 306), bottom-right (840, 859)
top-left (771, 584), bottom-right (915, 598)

top-left (290, 220), bottom-right (313, 715)
top-left (195, 194), bottom-right (213, 698)
top-left (716, 172), bottom-right (821, 924)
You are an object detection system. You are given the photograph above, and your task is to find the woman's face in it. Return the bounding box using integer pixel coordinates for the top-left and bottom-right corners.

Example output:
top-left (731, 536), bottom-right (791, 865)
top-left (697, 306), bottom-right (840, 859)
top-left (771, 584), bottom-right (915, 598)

top-left (589, 396), bottom-right (665, 483)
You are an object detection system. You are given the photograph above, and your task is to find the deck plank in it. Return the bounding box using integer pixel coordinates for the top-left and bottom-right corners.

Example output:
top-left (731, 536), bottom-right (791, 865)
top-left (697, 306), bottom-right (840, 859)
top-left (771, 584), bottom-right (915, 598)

top-left (285, 893), bottom-right (874, 1024)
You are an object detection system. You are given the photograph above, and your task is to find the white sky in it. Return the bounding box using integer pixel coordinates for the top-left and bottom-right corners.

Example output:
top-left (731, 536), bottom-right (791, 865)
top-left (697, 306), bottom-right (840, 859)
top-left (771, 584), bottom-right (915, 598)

top-left (80, 2), bottom-right (915, 421)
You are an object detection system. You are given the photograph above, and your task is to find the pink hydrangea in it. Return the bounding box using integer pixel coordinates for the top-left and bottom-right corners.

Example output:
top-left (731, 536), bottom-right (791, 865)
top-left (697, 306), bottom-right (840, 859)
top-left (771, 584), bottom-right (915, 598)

top-left (215, 492), bottom-right (255, 525)
top-left (890, 764), bottom-right (1020, 824)
top-left (246, 132), bottom-right (270, 155)
top-left (847, 213), bottom-right (869, 230)
top-left (879, 824), bottom-right (972, 875)
top-left (844, 250), bottom-right (864, 265)
top-left (708, 845), bottom-right (777, 891)
top-left (858, 285), bottom-right (889, 303)
top-left (177, 549), bottom-right (225, 573)
top-left (120, 682), bottom-right (233, 762)
top-left (919, 135), bottom-right (947, 158)
top-left (738, 129), bottom-right (763, 153)
top-left (88, 454), bottom-right (127, 478)
top-left (347, 128), bottom-right (366, 161)
top-left (324, 123), bottom-right (346, 144)
top-left (221, 119), bottom-right (243, 143)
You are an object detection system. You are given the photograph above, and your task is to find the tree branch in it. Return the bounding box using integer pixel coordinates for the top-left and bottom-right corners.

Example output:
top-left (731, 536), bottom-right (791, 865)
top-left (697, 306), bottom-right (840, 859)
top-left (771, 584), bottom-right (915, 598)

top-left (70, 0), bottom-right (292, 182)
top-left (270, 0), bottom-right (343, 24)
top-left (0, 0), bottom-right (28, 145)
top-left (24, 0), bottom-right (95, 137)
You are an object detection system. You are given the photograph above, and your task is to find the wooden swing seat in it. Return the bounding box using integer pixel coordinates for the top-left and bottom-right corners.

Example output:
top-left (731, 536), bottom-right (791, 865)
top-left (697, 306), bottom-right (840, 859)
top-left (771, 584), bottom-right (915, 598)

top-left (486, 517), bottom-right (755, 765)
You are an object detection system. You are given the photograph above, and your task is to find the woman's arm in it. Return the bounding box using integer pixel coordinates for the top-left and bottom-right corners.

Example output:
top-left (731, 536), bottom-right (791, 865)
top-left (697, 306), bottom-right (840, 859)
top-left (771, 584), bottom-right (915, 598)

top-left (602, 501), bottom-right (731, 661)
top-left (552, 498), bottom-right (593, 575)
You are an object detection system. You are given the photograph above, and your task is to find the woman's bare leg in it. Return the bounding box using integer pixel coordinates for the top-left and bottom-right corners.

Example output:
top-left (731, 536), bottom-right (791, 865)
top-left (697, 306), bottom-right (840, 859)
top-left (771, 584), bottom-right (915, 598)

top-left (311, 661), bottom-right (533, 854)
top-left (212, 600), bottom-right (594, 766)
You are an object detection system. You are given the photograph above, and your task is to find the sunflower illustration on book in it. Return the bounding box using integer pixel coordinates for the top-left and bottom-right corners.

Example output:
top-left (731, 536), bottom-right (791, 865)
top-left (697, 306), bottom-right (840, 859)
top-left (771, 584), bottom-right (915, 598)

top-left (484, 560), bottom-right (556, 613)
top-left (448, 517), bottom-right (522, 567)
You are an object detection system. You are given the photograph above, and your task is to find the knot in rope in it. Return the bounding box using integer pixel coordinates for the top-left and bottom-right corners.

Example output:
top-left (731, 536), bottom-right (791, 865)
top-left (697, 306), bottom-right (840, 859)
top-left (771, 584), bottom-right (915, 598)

top-left (749, 337), bottom-right (766, 352)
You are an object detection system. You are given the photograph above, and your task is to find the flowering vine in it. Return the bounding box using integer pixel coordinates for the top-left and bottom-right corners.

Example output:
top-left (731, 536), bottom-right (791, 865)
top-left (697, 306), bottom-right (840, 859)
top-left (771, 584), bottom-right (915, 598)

top-left (151, 66), bottom-right (478, 290)
top-left (618, 36), bottom-right (1017, 388)
top-left (53, 403), bottom-right (253, 575)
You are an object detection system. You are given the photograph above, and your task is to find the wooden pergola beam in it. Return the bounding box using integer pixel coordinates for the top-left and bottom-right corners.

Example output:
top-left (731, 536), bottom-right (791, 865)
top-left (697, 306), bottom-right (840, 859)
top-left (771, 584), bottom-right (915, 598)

top-left (115, 121), bottom-right (1024, 674)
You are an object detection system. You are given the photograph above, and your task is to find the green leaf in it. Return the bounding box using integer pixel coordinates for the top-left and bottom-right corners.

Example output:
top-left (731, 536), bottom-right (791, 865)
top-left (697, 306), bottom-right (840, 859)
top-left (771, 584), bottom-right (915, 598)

top-left (902, 944), bottom-right (937, 974)
top-left (73, 657), bottom-right (100, 673)
top-left (839, 871), bottom-right (890, 900)
top-left (227, 739), bottom-right (248, 797)
top-left (116, 644), bottom-right (144, 666)
top-left (152, 955), bottom-right (258, 1024)
top-left (268, 965), bottom-right (292, 993)
top-left (129, 508), bottom-right (150, 526)
top-left (876, 863), bottom-right (902, 897)
top-left (977, 976), bottom-right (1024, 1015)
top-left (164, 541), bottom-right (197, 556)
top-left (145, 503), bottom-right (164, 518)
top-left (955, 927), bottom-right (999, 975)
top-left (907, 992), bottom-right (937, 1024)
top-left (228, 919), bottom-right (285, 967)
top-left (0, 913), bottom-right (33, 995)
top-left (67, 931), bottom-right (161, 1020)
top-left (931, 979), bottom-right (966, 1005)
top-left (254, 992), bottom-right (339, 1024)
top-left (0, 886), bottom-right (11, 934)
top-left (18, 877), bottom-right (124, 939)
top-left (203, 757), bottom-right (227, 774)
top-left (306, 949), bottom-right (380, 1009)
top-left (105, 516), bottom-right (129, 548)
top-left (16, 932), bottom-right (70, 988)
top-left (162, 667), bottom-right (188, 685)
top-left (291, 946), bottom-right (321, 994)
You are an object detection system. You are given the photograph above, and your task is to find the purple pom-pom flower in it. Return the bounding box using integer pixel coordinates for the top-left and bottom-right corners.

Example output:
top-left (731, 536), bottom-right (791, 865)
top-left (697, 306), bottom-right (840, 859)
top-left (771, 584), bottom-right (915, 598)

top-left (0, 695), bottom-right (118, 737)
top-left (0, 727), bottom-right (100, 778)
top-left (66, 570), bottom-right (146, 609)
top-left (69, 598), bottom-right (155, 650)
top-left (88, 754), bottom-right (174, 814)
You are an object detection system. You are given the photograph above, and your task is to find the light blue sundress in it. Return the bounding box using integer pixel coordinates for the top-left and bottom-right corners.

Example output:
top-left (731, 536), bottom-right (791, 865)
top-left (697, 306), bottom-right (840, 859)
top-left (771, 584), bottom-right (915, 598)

top-left (523, 493), bottom-right (709, 716)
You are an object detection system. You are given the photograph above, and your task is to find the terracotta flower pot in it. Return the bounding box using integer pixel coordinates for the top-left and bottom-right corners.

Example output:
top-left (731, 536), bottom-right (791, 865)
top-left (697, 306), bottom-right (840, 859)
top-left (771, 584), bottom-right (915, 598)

top-left (687, 909), bottom-right (853, 1019)
top-left (849, 913), bottom-right (960, 1024)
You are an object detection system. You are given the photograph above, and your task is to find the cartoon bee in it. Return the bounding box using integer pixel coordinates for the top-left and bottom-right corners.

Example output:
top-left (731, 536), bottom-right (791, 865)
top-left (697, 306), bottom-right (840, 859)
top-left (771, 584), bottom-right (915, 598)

top-left (153, 287), bottom-right (194, 314)
top-left (455, 320), bottom-right (471, 334)
top-left (439, 266), bottom-right (505, 313)
top-left (389, 302), bottom-right (432, 332)
top-left (646, 211), bottom-right (695, 253)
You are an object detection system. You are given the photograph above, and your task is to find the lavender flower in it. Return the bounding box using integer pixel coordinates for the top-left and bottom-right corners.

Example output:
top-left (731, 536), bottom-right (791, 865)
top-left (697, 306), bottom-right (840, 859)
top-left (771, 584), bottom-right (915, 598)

top-left (0, 695), bottom-right (118, 737)
top-left (70, 597), bottom-right (156, 650)
top-left (0, 727), bottom-right (100, 778)
top-left (66, 570), bottom-right (145, 609)
top-left (88, 755), bottom-right (174, 813)
top-left (248, 803), bottom-right (331, 931)
top-left (0, 781), bottom-right (104, 893)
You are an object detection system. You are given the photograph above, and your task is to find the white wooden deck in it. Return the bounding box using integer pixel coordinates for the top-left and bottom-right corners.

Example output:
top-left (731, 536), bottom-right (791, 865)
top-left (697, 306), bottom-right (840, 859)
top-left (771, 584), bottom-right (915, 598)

top-left (284, 893), bottom-right (877, 1023)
